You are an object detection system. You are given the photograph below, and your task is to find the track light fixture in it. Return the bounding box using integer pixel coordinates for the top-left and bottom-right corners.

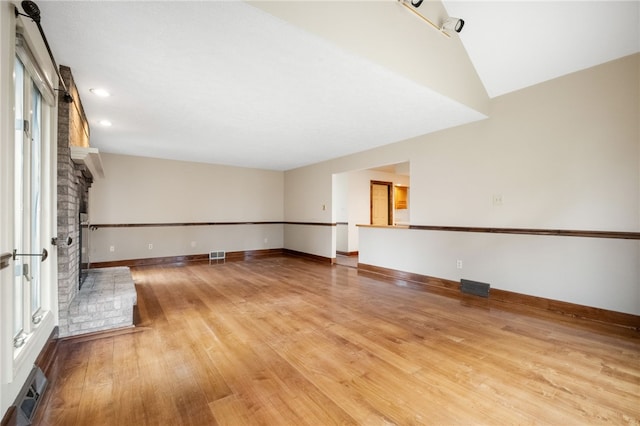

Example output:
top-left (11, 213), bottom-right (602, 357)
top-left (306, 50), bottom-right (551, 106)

top-left (398, 0), bottom-right (465, 38)
top-left (16, 1), bottom-right (73, 103)
top-left (441, 17), bottom-right (465, 33)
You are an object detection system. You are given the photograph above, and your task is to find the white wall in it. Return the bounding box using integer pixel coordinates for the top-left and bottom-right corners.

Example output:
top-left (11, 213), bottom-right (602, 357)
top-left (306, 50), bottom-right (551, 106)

top-left (91, 153), bottom-right (284, 224)
top-left (88, 153), bottom-right (284, 262)
top-left (284, 223), bottom-right (335, 259)
top-left (333, 173), bottom-right (349, 253)
top-left (360, 227), bottom-right (639, 315)
top-left (284, 54), bottom-right (640, 315)
top-left (409, 55), bottom-right (639, 230)
top-left (90, 224), bottom-right (284, 263)
top-left (283, 164), bottom-right (335, 258)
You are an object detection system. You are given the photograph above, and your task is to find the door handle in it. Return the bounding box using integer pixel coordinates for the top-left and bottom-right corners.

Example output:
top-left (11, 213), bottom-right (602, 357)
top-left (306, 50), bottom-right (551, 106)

top-left (22, 263), bottom-right (32, 282)
top-left (51, 236), bottom-right (72, 246)
top-left (12, 248), bottom-right (48, 262)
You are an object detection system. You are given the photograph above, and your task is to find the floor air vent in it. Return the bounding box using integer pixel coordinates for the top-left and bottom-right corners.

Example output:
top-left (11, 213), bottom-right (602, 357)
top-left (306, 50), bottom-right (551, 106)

top-left (14, 366), bottom-right (47, 425)
top-left (460, 279), bottom-right (490, 298)
top-left (209, 250), bottom-right (226, 263)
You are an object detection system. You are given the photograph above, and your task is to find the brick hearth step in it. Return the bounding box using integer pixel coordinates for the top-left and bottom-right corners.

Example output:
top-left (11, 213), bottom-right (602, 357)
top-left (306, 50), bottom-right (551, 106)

top-left (64, 266), bottom-right (137, 337)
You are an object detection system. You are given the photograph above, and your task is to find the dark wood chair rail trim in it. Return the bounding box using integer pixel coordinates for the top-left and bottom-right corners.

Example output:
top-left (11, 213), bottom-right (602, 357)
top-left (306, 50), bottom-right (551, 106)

top-left (90, 221), bottom-right (283, 228)
top-left (358, 263), bottom-right (640, 330)
top-left (283, 222), bottom-right (336, 227)
top-left (89, 221), bottom-right (337, 229)
top-left (357, 224), bottom-right (640, 240)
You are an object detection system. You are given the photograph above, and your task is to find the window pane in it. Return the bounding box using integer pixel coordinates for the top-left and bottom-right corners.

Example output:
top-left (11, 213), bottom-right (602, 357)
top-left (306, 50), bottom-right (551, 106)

top-left (13, 58), bottom-right (25, 338)
top-left (31, 81), bottom-right (42, 314)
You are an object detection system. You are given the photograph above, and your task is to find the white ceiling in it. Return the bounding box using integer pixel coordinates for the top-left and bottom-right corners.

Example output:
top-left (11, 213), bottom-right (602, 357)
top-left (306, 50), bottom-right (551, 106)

top-left (34, 1), bottom-right (639, 171)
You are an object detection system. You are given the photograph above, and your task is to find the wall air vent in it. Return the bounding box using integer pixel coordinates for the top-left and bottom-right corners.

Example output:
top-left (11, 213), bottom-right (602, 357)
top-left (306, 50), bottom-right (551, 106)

top-left (209, 250), bottom-right (226, 264)
top-left (460, 279), bottom-right (490, 298)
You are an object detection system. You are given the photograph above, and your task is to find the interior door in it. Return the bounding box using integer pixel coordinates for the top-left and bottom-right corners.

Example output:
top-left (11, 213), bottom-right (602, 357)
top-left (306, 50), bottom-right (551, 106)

top-left (370, 181), bottom-right (392, 226)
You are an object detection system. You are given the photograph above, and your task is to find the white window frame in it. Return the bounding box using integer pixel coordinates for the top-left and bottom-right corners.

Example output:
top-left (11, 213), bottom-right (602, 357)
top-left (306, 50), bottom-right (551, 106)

top-left (13, 55), bottom-right (47, 349)
top-left (2, 13), bottom-right (58, 384)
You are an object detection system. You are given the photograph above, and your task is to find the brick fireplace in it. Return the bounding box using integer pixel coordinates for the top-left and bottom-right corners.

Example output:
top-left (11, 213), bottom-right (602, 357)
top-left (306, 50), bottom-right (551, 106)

top-left (56, 66), bottom-right (92, 337)
top-left (56, 66), bottom-right (136, 337)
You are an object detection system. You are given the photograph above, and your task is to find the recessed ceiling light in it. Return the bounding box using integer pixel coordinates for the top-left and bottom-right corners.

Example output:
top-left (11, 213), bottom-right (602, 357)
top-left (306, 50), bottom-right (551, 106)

top-left (98, 120), bottom-right (112, 127)
top-left (90, 88), bottom-right (111, 97)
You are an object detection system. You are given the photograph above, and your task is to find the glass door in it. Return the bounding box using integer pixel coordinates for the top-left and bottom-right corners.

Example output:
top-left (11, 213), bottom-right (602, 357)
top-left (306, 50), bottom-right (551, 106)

top-left (13, 56), bottom-right (44, 348)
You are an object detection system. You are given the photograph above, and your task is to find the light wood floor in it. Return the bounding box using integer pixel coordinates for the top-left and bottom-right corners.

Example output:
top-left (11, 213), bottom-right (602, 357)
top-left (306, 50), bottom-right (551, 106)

top-left (35, 256), bottom-right (639, 425)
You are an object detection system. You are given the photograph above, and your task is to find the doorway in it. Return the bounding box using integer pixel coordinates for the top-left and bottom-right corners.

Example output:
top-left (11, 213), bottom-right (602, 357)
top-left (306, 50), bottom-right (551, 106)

top-left (331, 163), bottom-right (410, 267)
top-left (370, 180), bottom-right (393, 226)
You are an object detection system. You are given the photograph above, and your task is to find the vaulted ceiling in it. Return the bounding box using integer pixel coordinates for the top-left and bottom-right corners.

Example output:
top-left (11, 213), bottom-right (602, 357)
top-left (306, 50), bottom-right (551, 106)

top-left (34, 1), bottom-right (639, 171)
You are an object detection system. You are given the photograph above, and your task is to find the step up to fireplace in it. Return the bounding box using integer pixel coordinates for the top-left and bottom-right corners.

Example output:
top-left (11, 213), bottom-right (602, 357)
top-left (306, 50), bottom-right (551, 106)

top-left (60, 266), bottom-right (137, 337)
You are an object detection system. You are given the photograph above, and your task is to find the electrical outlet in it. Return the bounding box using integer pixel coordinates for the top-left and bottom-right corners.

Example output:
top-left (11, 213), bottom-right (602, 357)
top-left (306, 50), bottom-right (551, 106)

top-left (190, 241), bottom-right (197, 248)
top-left (109, 245), bottom-right (115, 252)
top-left (492, 194), bottom-right (503, 206)
top-left (148, 243), bottom-right (153, 250)
top-left (456, 260), bottom-right (463, 269)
